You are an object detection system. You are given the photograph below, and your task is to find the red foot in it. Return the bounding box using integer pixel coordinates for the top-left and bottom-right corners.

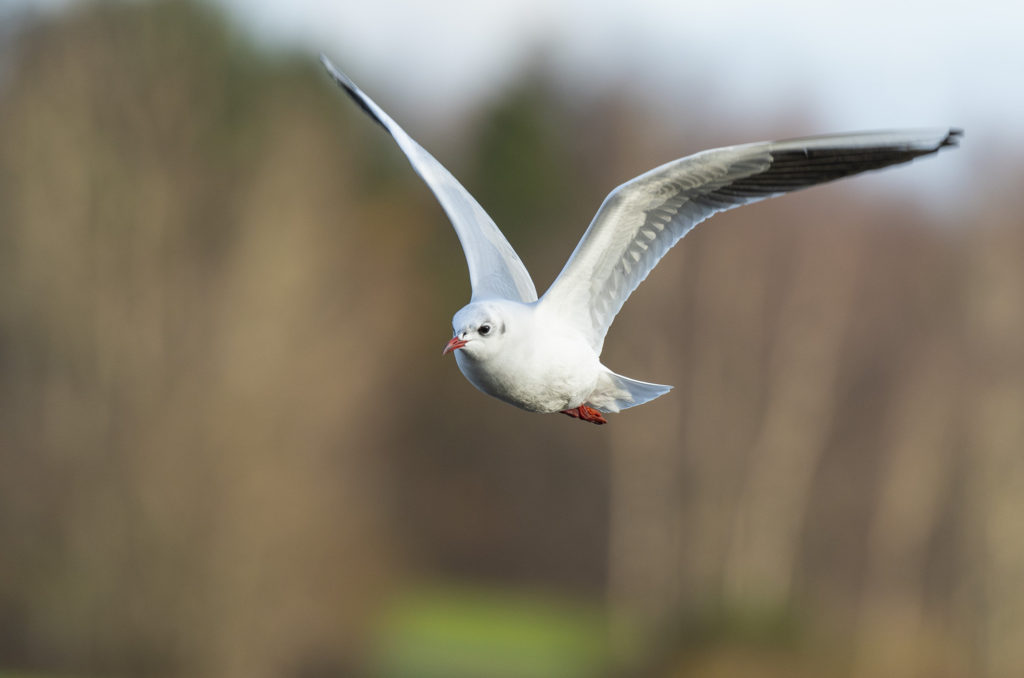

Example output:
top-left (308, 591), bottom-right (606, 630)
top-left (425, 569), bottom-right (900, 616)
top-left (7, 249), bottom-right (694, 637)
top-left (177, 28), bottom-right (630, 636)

top-left (559, 405), bottom-right (608, 425)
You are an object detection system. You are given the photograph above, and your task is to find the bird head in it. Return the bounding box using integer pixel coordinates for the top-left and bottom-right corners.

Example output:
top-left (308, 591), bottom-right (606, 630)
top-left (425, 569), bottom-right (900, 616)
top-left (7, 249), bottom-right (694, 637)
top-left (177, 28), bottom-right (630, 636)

top-left (443, 302), bottom-right (508, 359)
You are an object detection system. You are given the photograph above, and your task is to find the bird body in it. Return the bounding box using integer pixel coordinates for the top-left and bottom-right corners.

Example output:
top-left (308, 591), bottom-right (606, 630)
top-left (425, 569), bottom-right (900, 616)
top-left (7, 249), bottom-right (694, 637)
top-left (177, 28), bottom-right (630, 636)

top-left (451, 300), bottom-right (599, 413)
top-left (320, 54), bottom-right (960, 424)
top-left (445, 299), bottom-right (666, 421)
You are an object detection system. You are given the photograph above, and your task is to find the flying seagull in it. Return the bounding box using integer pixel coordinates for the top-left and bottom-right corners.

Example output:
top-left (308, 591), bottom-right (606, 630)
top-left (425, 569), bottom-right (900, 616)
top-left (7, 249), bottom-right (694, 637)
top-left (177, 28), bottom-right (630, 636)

top-left (320, 55), bottom-right (960, 425)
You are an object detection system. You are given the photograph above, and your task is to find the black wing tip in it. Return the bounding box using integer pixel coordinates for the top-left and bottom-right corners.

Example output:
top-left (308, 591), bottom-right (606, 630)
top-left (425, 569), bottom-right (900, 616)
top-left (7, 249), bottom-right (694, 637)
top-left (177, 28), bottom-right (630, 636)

top-left (941, 128), bottom-right (964, 148)
top-left (318, 53), bottom-right (351, 90)
top-left (319, 53), bottom-right (389, 132)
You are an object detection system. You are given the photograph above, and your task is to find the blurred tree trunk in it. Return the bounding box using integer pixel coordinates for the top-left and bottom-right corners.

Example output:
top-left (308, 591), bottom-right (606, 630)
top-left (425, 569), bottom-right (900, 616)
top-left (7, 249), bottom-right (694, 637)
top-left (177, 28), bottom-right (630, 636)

top-left (0, 5), bottom-right (404, 676)
top-left (963, 222), bottom-right (1024, 678)
top-left (853, 337), bottom-right (960, 678)
top-left (724, 224), bottom-right (864, 604)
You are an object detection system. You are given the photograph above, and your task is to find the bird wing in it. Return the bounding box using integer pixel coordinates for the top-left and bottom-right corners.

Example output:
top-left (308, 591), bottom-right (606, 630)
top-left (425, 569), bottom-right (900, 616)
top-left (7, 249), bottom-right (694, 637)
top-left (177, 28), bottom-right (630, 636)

top-left (541, 128), bottom-right (961, 351)
top-left (321, 55), bottom-right (537, 303)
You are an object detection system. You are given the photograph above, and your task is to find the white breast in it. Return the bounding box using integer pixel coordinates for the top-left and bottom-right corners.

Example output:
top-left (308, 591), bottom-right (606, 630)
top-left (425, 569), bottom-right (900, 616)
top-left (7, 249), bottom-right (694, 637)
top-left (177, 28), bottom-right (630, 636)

top-left (454, 309), bottom-right (601, 413)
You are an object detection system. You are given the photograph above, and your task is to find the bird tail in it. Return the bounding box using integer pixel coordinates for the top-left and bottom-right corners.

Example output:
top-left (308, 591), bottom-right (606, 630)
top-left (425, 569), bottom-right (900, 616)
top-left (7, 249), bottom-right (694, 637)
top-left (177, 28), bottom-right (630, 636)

top-left (595, 371), bottom-right (673, 413)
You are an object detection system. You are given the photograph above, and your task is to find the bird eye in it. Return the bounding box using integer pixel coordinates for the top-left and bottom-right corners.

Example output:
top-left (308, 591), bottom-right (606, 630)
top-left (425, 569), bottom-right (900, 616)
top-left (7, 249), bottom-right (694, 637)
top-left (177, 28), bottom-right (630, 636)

top-left (479, 324), bottom-right (491, 336)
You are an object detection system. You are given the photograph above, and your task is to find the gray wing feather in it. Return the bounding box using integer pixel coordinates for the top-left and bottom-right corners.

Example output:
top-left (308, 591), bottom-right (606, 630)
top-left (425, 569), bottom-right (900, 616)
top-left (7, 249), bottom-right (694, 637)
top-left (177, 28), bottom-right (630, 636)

top-left (320, 55), bottom-right (537, 303)
top-left (541, 128), bottom-right (961, 351)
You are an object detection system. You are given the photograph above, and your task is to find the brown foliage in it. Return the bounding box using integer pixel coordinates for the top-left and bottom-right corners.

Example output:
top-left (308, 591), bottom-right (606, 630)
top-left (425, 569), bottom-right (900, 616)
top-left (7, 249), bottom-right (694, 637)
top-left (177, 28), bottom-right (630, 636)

top-left (0, 3), bottom-right (1021, 677)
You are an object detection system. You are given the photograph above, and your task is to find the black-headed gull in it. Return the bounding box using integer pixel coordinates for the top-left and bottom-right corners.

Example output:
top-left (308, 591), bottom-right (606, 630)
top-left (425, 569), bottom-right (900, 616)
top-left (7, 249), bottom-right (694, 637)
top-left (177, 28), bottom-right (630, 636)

top-left (321, 55), bottom-right (960, 425)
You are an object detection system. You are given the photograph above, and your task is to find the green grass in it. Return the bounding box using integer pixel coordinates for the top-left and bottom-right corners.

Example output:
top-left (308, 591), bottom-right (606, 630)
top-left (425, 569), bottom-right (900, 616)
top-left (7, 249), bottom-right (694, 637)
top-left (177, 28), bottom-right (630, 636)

top-left (372, 584), bottom-right (614, 678)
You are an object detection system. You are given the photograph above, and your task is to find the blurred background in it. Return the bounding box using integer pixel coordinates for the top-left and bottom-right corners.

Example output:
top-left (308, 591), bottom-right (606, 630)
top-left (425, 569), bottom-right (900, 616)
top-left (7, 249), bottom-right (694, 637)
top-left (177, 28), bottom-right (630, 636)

top-left (1, 1), bottom-right (1022, 677)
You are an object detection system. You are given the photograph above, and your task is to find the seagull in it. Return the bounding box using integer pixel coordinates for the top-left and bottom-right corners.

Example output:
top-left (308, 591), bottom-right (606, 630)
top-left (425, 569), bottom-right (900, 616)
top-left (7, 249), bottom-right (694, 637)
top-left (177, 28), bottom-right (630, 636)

top-left (320, 55), bottom-right (960, 425)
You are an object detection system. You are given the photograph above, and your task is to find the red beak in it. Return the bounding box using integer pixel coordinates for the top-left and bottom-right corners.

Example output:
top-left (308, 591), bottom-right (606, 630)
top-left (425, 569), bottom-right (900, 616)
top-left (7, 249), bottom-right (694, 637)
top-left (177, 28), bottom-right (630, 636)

top-left (442, 336), bottom-right (468, 355)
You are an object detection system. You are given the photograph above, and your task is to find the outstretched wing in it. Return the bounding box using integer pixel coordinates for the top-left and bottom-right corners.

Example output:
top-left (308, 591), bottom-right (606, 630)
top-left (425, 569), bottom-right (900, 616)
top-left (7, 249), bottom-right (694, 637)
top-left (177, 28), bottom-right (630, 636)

top-left (541, 128), bottom-right (961, 350)
top-left (320, 55), bottom-right (537, 303)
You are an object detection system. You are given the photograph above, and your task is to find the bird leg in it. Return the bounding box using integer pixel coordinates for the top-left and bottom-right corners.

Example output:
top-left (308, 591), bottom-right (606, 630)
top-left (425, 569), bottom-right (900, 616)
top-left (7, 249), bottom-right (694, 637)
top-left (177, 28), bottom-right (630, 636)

top-left (559, 405), bottom-right (608, 425)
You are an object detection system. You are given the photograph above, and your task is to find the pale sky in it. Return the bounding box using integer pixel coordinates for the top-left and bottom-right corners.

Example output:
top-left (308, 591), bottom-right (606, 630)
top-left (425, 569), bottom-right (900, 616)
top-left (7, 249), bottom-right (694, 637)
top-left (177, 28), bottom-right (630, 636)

top-left (216, 0), bottom-right (1020, 134)
top-left (215, 0), bottom-right (1021, 207)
